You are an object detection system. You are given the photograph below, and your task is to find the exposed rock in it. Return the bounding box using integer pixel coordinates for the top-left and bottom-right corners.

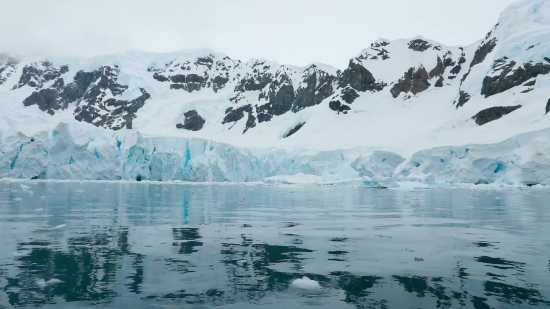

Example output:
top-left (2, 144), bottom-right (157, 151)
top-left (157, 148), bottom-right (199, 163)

top-left (390, 67), bottom-right (431, 98)
top-left (329, 100), bottom-right (350, 114)
top-left (23, 88), bottom-right (70, 115)
top-left (470, 38), bottom-right (497, 68)
top-left (340, 87), bottom-right (359, 104)
top-left (454, 91), bottom-right (471, 108)
top-left (338, 60), bottom-right (385, 92)
top-left (222, 104), bottom-right (256, 133)
top-left (22, 65), bottom-right (151, 130)
top-left (546, 99), bottom-right (550, 115)
top-left (256, 71), bottom-right (295, 122)
top-left (450, 65), bottom-right (461, 75)
top-left (435, 76), bottom-right (444, 88)
top-left (212, 76), bottom-right (229, 92)
top-left (429, 57), bottom-right (445, 78)
top-left (75, 88), bottom-right (150, 130)
top-left (481, 59), bottom-right (550, 97)
top-left (283, 122), bottom-right (305, 138)
top-left (168, 74), bottom-right (207, 93)
top-left (471, 105), bottom-right (522, 126)
top-left (291, 66), bottom-right (334, 112)
top-left (151, 55), bottom-right (237, 93)
top-left (176, 110), bottom-right (206, 131)
top-left (12, 62), bottom-right (69, 89)
top-left (523, 80), bottom-right (536, 87)
top-left (408, 39), bottom-right (432, 52)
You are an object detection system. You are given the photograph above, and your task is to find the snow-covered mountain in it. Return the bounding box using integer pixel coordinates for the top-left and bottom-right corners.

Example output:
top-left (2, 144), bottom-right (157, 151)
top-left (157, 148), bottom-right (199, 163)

top-left (2, 0), bottom-right (550, 186)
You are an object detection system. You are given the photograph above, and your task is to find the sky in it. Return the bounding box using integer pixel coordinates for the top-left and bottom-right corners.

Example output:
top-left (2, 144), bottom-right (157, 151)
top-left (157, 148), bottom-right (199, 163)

top-left (1, 0), bottom-right (519, 69)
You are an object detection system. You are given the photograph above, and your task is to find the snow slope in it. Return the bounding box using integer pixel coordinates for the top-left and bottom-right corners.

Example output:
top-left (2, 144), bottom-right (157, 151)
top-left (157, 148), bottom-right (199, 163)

top-left (1, 0), bottom-right (550, 187)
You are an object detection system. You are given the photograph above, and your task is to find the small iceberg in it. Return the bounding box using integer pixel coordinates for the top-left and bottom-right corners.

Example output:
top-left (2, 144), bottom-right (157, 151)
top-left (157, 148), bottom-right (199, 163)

top-left (292, 277), bottom-right (321, 289)
top-left (53, 224), bottom-right (67, 230)
top-left (37, 279), bottom-right (63, 287)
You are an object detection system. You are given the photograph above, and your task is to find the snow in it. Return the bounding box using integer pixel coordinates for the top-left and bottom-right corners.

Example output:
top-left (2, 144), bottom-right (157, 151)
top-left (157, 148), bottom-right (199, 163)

top-left (2, 0), bottom-right (550, 187)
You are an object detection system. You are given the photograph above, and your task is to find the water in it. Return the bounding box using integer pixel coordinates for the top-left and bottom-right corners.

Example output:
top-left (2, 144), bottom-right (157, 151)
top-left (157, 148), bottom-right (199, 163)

top-left (0, 181), bottom-right (549, 309)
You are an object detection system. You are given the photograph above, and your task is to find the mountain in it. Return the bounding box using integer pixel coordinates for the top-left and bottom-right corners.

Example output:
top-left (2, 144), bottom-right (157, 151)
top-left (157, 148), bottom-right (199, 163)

top-left (1, 0), bottom-right (550, 186)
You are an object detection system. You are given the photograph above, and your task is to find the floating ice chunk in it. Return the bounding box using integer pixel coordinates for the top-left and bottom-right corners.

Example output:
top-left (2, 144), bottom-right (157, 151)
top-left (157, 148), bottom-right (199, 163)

top-left (40, 196), bottom-right (46, 200)
top-left (13, 250), bottom-right (32, 257)
top-left (37, 279), bottom-right (63, 287)
top-left (52, 224), bottom-right (67, 230)
top-left (164, 214), bottom-right (171, 218)
top-left (292, 277), bottom-right (321, 289)
top-left (35, 208), bottom-right (44, 212)
top-left (76, 190), bottom-right (84, 193)
top-left (20, 184), bottom-right (31, 191)
top-left (14, 197), bottom-right (22, 201)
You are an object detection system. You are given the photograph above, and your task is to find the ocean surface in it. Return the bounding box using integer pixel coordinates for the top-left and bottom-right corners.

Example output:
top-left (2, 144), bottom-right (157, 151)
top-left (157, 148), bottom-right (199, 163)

top-left (0, 181), bottom-right (549, 308)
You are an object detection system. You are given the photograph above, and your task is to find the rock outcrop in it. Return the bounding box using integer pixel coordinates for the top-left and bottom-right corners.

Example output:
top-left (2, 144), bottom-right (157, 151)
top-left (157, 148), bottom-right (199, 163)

top-left (176, 110), bottom-right (206, 131)
top-left (390, 67), bottom-right (431, 98)
top-left (471, 105), bottom-right (522, 126)
top-left (481, 59), bottom-right (550, 97)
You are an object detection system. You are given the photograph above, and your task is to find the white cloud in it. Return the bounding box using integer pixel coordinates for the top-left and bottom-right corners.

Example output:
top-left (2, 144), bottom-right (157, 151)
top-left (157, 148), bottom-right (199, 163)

top-left (0, 0), bottom-right (518, 68)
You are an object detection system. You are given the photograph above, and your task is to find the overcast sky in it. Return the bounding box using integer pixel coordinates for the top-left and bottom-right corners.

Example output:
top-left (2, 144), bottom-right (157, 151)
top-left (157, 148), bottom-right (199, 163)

top-left (1, 0), bottom-right (518, 68)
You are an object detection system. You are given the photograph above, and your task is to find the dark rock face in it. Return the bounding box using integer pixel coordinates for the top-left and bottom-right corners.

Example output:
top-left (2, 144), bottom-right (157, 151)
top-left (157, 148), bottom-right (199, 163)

top-left (470, 38), bottom-right (497, 68)
top-left (472, 105), bottom-right (522, 126)
top-left (75, 88), bottom-right (150, 130)
top-left (22, 65), bottom-right (151, 130)
top-left (455, 91), bottom-right (471, 108)
top-left (435, 76), bottom-right (444, 88)
top-left (238, 65), bottom-right (336, 126)
top-left (168, 74), bottom-right (207, 93)
top-left (222, 104), bottom-right (256, 134)
top-left (291, 66), bottom-right (334, 112)
top-left (12, 62), bottom-right (69, 89)
top-left (408, 39), bottom-right (433, 52)
top-left (176, 110), bottom-right (206, 131)
top-left (429, 57), bottom-right (445, 78)
top-left (283, 122), bottom-right (305, 138)
top-left (481, 59), bottom-right (550, 98)
top-left (450, 65), bottom-right (461, 75)
top-left (329, 100), bottom-right (351, 114)
top-left (546, 99), bottom-right (550, 115)
top-left (151, 55), bottom-right (236, 93)
top-left (235, 61), bottom-right (274, 92)
top-left (390, 67), bottom-right (431, 98)
top-left (256, 71), bottom-right (295, 122)
top-left (338, 61), bottom-right (385, 92)
top-left (340, 87), bottom-right (360, 104)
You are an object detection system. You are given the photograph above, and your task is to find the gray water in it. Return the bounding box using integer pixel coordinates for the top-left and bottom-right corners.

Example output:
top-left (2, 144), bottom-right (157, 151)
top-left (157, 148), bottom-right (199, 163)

top-left (0, 181), bottom-right (549, 309)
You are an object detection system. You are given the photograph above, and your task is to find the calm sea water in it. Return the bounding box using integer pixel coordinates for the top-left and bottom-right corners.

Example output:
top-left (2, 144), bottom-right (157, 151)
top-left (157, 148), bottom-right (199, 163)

top-left (0, 181), bottom-right (549, 309)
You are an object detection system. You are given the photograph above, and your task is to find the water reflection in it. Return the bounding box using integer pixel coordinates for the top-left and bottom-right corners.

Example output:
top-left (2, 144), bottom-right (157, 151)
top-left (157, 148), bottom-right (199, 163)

top-left (0, 181), bottom-right (549, 308)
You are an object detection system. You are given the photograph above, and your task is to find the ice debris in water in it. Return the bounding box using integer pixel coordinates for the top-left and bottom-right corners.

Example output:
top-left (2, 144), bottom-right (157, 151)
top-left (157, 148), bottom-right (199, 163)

top-left (53, 224), bottom-right (67, 230)
top-left (14, 197), bottom-right (22, 201)
top-left (37, 279), bottom-right (63, 287)
top-left (292, 277), bottom-right (321, 289)
top-left (76, 190), bottom-right (84, 193)
top-left (35, 208), bottom-right (44, 212)
top-left (40, 196), bottom-right (46, 200)
top-left (20, 184), bottom-right (31, 191)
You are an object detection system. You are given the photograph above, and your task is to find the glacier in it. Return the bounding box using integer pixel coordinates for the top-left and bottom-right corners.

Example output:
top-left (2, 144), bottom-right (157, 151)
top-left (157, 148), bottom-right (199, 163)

top-left (2, 122), bottom-right (550, 187)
